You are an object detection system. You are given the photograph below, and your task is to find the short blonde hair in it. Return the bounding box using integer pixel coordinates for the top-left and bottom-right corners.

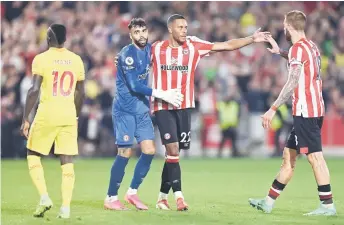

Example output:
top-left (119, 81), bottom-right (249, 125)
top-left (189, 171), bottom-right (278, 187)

top-left (285, 10), bottom-right (306, 31)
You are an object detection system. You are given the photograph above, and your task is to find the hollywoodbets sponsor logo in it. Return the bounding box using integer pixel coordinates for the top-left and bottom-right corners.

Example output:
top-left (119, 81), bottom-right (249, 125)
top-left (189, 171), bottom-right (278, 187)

top-left (160, 65), bottom-right (189, 73)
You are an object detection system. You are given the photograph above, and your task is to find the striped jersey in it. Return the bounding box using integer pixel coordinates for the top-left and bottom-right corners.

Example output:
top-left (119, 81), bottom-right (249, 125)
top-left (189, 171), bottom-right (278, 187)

top-left (288, 38), bottom-right (325, 118)
top-left (151, 36), bottom-right (214, 112)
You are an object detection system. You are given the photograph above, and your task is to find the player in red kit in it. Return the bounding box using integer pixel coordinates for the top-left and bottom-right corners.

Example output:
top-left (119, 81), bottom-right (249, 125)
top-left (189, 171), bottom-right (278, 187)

top-left (153, 14), bottom-right (271, 211)
top-left (249, 10), bottom-right (336, 216)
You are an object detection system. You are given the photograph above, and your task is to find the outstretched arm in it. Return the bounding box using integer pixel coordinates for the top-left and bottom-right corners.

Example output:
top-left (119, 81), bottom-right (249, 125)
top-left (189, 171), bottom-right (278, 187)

top-left (211, 28), bottom-right (270, 52)
top-left (266, 36), bottom-right (288, 60)
top-left (211, 36), bottom-right (254, 52)
top-left (271, 64), bottom-right (302, 108)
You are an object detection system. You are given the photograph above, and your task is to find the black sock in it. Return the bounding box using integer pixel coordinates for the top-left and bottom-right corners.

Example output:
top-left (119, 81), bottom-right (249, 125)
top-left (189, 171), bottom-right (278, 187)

top-left (318, 184), bottom-right (333, 204)
top-left (160, 162), bottom-right (171, 194)
top-left (165, 155), bottom-right (181, 193)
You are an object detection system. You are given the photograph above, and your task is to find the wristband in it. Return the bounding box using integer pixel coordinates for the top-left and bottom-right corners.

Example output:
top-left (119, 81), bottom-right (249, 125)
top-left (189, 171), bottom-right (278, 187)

top-left (278, 48), bottom-right (283, 55)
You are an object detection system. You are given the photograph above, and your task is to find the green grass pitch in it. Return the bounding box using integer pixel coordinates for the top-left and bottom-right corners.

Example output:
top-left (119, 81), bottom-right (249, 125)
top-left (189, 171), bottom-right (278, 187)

top-left (1, 158), bottom-right (344, 225)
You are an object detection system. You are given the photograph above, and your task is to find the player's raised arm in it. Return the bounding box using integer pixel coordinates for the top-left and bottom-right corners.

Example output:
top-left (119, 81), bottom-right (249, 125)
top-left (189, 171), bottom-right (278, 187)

top-left (211, 28), bottom-right (270, 52)
top-left (21, 74), bottom-right (43, 138)
top-left (266, 36), bottom-right (289, 60)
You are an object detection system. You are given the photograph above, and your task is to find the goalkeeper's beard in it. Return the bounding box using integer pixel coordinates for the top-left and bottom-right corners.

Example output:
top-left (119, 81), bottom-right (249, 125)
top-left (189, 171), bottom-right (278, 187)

top-left (134, 38), bottom-right (148, 48)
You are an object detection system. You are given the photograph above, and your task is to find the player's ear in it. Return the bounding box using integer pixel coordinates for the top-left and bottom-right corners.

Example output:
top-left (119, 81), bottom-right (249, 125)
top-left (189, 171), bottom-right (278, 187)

top-left (129, 33), bottom-right (132, 41)
top-left (286, 23), bottom-right (292, 31)
top-left (167, 25), bottom-right (172, 34)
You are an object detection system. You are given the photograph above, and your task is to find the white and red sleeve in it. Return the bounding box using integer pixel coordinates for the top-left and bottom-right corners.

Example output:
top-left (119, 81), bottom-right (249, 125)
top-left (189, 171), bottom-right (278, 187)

top-left (188, 36), bottom-right (214, 58)
top-left (288, 44), bottom-right (306, 66)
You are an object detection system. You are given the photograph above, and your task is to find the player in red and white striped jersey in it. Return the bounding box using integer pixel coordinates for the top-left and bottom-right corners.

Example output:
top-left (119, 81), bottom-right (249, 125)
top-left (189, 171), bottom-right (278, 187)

top-left (287, 39), bottom-right (325, 118)
top-left (250, 10), bottom-right (336, 216)
top-left (151, 36), bottom-right (214, 112)
top-left (154, 14), bottom-right (271, 211)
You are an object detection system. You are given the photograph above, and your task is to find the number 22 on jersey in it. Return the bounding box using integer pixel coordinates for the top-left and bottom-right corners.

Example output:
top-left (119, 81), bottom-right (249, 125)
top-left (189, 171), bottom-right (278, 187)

top-left (52, 71), bottom-right (74, 96)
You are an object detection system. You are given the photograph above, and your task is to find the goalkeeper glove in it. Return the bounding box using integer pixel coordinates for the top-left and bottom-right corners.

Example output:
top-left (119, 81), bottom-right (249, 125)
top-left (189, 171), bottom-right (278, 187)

top-left (152, 89), bottom-right (184, 108)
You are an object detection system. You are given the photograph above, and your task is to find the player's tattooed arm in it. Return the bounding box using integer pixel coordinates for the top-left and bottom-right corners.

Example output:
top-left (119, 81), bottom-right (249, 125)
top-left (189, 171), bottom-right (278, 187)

top-left (22, 75), bottom-right (43, 122)
top-left (74, 80), bottom-right (85, 118)
top-left (272, 64), bottom-right (302, 108)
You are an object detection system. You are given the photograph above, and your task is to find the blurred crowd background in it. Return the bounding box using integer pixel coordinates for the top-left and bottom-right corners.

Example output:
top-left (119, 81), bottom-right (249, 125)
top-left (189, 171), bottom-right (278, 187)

top-left (1, 1), bottom-right (344, 159)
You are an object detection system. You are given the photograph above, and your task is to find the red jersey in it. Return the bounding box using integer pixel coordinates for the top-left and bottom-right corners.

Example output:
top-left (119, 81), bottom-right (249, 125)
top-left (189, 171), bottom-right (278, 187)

top-left (151, 36), bottom-right (214, 113)
top-left (288, 38), bottom-right (325, 118)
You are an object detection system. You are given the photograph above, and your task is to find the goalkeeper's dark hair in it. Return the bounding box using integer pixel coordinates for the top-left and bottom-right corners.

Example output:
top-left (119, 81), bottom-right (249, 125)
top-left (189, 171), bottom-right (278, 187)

top-left (48, 24), bottom-right (67, 45)
top-left (128, 18), bottom-right (147, 30)
top-left (167, 14), bottom-right (185, 26)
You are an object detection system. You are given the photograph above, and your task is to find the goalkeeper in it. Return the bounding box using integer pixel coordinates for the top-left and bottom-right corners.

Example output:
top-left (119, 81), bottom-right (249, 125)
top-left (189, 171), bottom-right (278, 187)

top-left (104, 18), bottom-right (183, 211)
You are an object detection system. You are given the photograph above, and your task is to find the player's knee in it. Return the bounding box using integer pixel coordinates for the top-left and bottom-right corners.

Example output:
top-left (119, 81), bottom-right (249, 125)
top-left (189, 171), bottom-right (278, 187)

top-left (282, 148), bottom-right (297, 169)
top-left (140, 140), bottom-right (156, 155)
top-left (142, 147), bottom-right (155, 155)
top-left (60, 155), bottom-right (73, 165)
top-left (165, 142), bottom-right (179, 156)
top-left (307, 152), bottom-right (325, 168)
top-left (282, 150), bottom-right (290, 165)
top-left (290, 158), bottom-right (297, 170)
top-left (281, 160), bottom-right (294, 173)
top-left (117, 148), bottom-right (132, 158)
top-left (289, 156), bottom-right (297, 170)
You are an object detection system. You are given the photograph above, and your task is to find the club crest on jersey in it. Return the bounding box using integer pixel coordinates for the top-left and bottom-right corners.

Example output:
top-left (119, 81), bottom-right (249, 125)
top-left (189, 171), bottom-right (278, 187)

top-left (123, 135), bottom-right (130, 141)
top-left (164, 133), bottom-right (171, 140)
top-left (183, 48), bottom-right (189, 55)
top-left (125, 57), bottom-right (134, 66)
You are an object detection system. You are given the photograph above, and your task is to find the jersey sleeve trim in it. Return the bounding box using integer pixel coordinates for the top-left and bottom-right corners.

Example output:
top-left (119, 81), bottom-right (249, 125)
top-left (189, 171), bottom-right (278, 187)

top-left (288, 44), bottom-right (305, 66)
top-left (32, 55), bottom-right (44, 76)
top-left (187, 36), bottom-right (214, 58)
top-left (77, 56), bottom-right (86, 81)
